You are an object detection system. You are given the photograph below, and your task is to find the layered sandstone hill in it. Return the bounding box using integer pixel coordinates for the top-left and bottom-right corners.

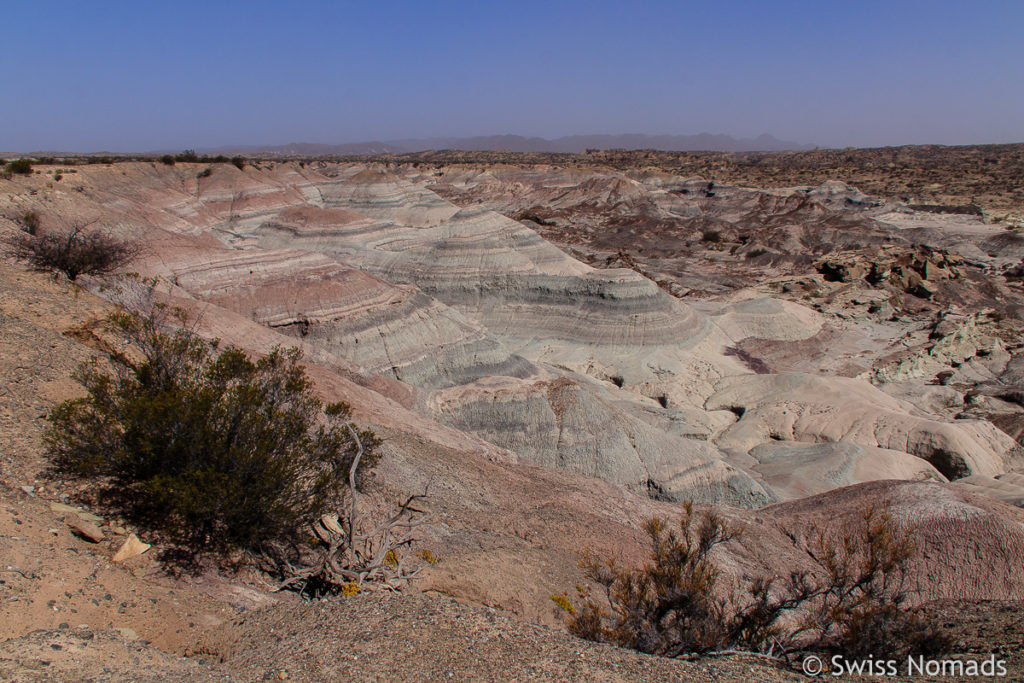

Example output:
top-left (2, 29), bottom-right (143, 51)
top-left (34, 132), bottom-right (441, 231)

top-left (2, 160), bottom-right (1020, 509)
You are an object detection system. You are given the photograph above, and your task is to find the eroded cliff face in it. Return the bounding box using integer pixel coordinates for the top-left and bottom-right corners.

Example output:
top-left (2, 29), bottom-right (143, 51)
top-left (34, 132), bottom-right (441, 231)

top-left (3, 160), bottom-right (1021, 509)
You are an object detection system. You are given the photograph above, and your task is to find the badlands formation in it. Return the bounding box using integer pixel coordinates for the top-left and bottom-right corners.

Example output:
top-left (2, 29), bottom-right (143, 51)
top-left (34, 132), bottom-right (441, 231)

top-left (13, 159), bottom-right (1020, 504)
top-left (2, 151), bottom-right (1024, 677)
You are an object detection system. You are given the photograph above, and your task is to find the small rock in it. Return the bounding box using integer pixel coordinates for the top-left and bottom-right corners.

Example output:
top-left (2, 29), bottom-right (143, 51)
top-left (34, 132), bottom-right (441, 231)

top-left (51, 502), bottom-right (105, 525)
top-left (320, 513), bottom-right (345, 536)
top-left (19, 485), bottom-right (35, 496)
top-left (66, 517), bottom-right (105, 543)
top-left (112, 534), bottom-right (151, 562)
top-left (115, 627), bottom-right (138, 640)
top-left (76, 511), bottom-right (104, 525)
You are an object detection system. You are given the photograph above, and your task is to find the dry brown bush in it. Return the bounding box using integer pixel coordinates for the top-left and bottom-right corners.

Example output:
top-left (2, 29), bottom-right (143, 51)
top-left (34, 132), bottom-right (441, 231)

top-left (801, 503), bottom-right (950, 659)
top-left (5, 221), bottom-right (138, 280)
top-left (563, 502), bottom-right (948, 663)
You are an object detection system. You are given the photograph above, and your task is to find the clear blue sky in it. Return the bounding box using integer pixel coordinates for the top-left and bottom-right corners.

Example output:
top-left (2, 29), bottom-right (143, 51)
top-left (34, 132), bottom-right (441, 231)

top-left (3, 0), bottom-right (1022, 152)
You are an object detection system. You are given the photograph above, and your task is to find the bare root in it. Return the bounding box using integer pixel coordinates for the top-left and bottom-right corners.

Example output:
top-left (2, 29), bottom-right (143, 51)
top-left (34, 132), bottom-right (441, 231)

top-left (264, 426), bottom-right (432, 597)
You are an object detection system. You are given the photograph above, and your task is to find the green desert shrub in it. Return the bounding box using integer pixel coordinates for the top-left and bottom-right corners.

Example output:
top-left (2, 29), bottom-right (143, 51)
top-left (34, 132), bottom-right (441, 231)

top-left (5, 158), bottom-right (33, 175)
top-left (159, 154), bottom-right (176, 166)
top-left (45, 306), bottom-right (379, 554)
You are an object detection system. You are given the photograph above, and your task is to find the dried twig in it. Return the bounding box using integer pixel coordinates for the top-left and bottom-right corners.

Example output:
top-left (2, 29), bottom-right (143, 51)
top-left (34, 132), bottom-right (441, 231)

top-left (268, 421), bottom-right (431, 596)
top-left (0, 568), bottom-right (36, 579)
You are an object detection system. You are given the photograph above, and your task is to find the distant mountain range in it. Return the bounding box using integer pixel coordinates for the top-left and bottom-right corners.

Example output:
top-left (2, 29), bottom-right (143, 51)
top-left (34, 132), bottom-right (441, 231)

top-left (205, 133), bottom-right (813, 157)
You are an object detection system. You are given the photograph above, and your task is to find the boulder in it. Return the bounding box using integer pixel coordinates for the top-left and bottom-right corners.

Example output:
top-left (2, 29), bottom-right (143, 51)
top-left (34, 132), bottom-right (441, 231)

top-left (868, 260), bottom-right (891, 283)
top-left (819, 257), bottom-right (868, 282)
top-left (919, 259), bottom-right (950, 281)
top-left (914, 279), bottom-right (938, 299)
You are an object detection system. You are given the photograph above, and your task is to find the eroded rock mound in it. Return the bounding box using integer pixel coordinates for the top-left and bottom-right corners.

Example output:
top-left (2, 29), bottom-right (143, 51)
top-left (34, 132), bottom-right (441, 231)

top-left (708, 372), bottom-right (1020, 480)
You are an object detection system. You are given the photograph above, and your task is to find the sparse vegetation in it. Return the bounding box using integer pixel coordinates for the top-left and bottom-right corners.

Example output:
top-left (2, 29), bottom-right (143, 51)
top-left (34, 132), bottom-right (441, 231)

top-left (197, 167), bottom-right (212, 179)
top-left (567, 504), bottom-right (813, 656)
top-left (45, 304), bottom-right (380, 557)
top-left (42, 293), bottom-right (425, 594)
top-left (5, 158), bottom-right (33, 175)
top-left (4, 221), bottom-right (139, 280)
top-left (14, 210), bottom-right (41, 234)
top-left (564, 502), bottom-right (947, 663)
top-left (231, 156), bottom-right (246, 170)
top-left (550, 594), bottom-right (575, 613)
top-left (159, 155), bottom-right (176, 166)
top-left (803, 504), bottom-right (949, 660)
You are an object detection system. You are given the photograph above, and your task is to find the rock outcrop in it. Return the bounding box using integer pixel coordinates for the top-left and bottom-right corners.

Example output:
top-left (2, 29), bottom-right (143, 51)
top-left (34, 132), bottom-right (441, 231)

top-left (708, 372), bottom-right (1019, 480)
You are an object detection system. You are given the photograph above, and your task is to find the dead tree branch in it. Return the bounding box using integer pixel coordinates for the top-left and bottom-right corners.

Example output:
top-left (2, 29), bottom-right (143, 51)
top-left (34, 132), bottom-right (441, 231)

top-left (267, 422), bottom-right (431, 597)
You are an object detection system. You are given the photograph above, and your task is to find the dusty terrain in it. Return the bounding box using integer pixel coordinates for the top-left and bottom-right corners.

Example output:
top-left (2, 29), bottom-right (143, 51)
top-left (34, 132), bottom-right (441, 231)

top-left (390, 143), bottom-right (1024, 222)
top-left (1, 147), bottom-right (1023, 680)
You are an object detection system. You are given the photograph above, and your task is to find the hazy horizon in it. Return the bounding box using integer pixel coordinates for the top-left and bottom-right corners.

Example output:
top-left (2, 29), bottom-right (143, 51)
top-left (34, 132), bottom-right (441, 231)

top-left (4, 132), bottom-right (813, 157)
top-left (4, 0), bottom-right (1022, 153)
